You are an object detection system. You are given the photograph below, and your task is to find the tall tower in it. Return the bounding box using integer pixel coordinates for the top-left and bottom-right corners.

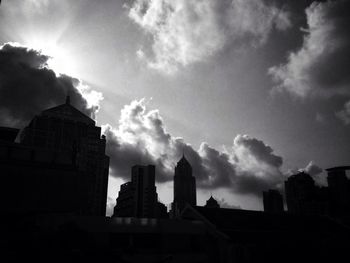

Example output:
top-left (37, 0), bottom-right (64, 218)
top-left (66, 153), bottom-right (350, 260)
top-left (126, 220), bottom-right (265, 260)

top-left (132, 165), bottom-right (157, 218)
top-left (113, 164), bottom-right (163, 218)
top-left (173, 154), bottom-right (196, 213)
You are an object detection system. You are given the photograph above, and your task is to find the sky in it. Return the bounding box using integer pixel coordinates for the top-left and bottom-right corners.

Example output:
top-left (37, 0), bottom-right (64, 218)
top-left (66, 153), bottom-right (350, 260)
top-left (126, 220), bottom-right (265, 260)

top-left (0, 0), bottom-right (350, 215)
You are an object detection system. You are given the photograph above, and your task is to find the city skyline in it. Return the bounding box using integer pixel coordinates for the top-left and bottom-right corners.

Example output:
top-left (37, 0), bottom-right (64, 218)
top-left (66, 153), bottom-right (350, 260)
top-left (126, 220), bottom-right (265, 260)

top-left (0, 0), bottom-right (350, 215)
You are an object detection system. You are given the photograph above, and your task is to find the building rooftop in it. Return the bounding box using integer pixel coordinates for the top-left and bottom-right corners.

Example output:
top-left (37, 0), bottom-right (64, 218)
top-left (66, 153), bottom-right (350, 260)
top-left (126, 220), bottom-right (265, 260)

top-left (0, 127), bottom-right (19, 142)
top-left (182, 205), bottom-right (349, 236)
top-left (326, 166), bottom-right (350, 172)
top-left (40, 96), bottom-right (95, 125)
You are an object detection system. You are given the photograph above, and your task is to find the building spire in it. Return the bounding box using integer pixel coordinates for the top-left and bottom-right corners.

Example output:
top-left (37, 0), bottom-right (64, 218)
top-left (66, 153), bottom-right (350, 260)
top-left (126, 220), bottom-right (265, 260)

top-left (65, 95), bottom-right (70, 105)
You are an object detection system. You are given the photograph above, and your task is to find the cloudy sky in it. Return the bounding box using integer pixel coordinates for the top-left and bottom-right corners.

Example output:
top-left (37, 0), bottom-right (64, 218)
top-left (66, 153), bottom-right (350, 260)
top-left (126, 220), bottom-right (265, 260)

top-left (1, 0), bottom-right (349, 215)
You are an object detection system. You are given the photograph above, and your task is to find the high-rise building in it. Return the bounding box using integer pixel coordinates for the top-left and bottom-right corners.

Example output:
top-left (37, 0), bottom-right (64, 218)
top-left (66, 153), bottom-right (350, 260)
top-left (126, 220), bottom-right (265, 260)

top-left (19, 97), bottom-right (109, 216)
top-left (132, 165), bottom-right (157, 218)
top-left (285, 171), bottom-right (329, 215)
top-left (326, 166), bottom-right (350, 215)
top-left (263, 189), bottom-right (284, 213)
top-left (173, 154), bottom-right (196, 213)
top-left (113, 165), bottom-right (167, 218)
top-left (113, 182), bottom-right (135, 217)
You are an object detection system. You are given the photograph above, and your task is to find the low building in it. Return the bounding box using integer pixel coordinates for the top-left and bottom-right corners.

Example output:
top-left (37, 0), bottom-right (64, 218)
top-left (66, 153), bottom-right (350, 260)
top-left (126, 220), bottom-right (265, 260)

top-left (204, 196), bottom-right (220, 209)
top-left (181, 205), bottom-right (350, 263)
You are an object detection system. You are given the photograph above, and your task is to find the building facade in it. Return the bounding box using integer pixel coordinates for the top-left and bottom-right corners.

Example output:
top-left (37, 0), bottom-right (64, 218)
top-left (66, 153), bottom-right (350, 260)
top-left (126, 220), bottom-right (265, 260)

top-left (326, 166), bottom-right (350, 216)
top-left (263, 189), bottom-right (284, 213)
top-left (173, 154), bottom-right (196, 213)
top-left (285, 171), bottom-right (329, 215)
top-left (16, 97), bottom-right (109, 216)
top-left (0, 126), bottom-right (80, 215)
top-left (113, 165), bottom-right (167, 218)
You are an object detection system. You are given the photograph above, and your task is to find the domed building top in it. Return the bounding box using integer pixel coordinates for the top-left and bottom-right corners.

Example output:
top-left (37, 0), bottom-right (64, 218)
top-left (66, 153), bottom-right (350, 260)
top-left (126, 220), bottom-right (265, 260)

top-left (205, 196), bottom-right (220, 209)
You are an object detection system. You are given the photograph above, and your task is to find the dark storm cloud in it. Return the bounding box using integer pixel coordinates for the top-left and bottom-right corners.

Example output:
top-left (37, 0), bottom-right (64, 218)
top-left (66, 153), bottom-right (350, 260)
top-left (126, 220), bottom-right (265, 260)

top-left (103, 99), bottom-right (286, 196)
top-left (233, 135), bottom-right (283, 168)
top-left (0, 43), bottom-right (100, 127)
top-left (269, 0), bottom-right (350, 124)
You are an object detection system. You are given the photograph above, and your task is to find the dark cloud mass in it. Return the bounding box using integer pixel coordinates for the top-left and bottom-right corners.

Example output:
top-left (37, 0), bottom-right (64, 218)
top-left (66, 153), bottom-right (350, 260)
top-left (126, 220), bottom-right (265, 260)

top-left (104, 99), bottom-right (287, 196)
top-left (269, 0), bottom-right (350, 124)
top-left (0, 43), bottom-right (100, 127)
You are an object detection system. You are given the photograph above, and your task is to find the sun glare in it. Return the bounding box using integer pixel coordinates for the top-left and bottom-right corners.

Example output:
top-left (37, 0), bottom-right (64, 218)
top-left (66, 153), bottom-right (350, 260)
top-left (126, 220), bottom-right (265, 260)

top-left (25, 39), bottom-right (78, 77)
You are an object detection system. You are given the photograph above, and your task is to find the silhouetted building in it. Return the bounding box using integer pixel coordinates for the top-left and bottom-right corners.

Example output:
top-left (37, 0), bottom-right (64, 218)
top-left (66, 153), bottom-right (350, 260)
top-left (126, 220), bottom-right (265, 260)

top-left (113, 165), bottom-right (167, 218)
top-left (0, 126), bottom-right (19, 142)
top-left (0, 127), bottom-right (80, 214)
top-left (113, 182), bottom-right (135, 217)
top-left (263, 189), bottom-right (284, 213)
top-left (205, 196), bottom-right (220, 209)
top-left (180, 205), bottom-right (350, 263)
top-left (172, 154), bottom-right (196, 214)
top-left (0, 98), bottom-right (109, 216)
top-left (155, 201), bottom-right (169, 218)
top-left (132, 165), bottom-right (157, 217)
top-left (326, 166), bottom-right (350, 216)
top-left (285, 171), bottom-right (329, 215)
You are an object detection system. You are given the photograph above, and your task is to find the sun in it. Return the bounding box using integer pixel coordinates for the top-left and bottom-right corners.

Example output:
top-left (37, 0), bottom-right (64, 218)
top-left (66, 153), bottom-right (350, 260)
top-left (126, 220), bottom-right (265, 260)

top-left (25, 39), bottom-right (78, 77)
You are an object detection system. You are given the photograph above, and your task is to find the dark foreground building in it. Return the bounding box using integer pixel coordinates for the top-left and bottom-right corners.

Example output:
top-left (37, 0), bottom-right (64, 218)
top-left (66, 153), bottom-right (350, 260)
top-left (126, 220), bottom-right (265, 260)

top-left (3, 207), bottom-right (350, 263)
top-left (180, 205), bottom-right (350, 263)
top-left (0, 97), bottom-right (109, 216)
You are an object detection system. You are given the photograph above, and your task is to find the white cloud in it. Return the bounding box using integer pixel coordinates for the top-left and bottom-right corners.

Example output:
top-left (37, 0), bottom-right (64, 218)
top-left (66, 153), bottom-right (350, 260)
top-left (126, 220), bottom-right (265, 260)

top-left (104, 99), bottom-right (286, 195)
top-left (128, 0), bottom-right (290, 74)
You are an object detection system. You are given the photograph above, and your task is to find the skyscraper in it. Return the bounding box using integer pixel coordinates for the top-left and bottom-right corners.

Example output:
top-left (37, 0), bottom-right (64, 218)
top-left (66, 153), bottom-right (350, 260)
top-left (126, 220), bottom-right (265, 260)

top-left (113, 165), bottom-right (167, 218)
top-left (326, 166), bottom-right (350, 215)
top-left (19, 96), bottom-right (109, 216)
top-left (285, 171), bottom-right (329, 215)
top-left (132, 165), bottom-right (157, 218)
top-left (263, 189), bottom-right (284, 213)
top-left (173, 154), bottom-right (196, 213)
